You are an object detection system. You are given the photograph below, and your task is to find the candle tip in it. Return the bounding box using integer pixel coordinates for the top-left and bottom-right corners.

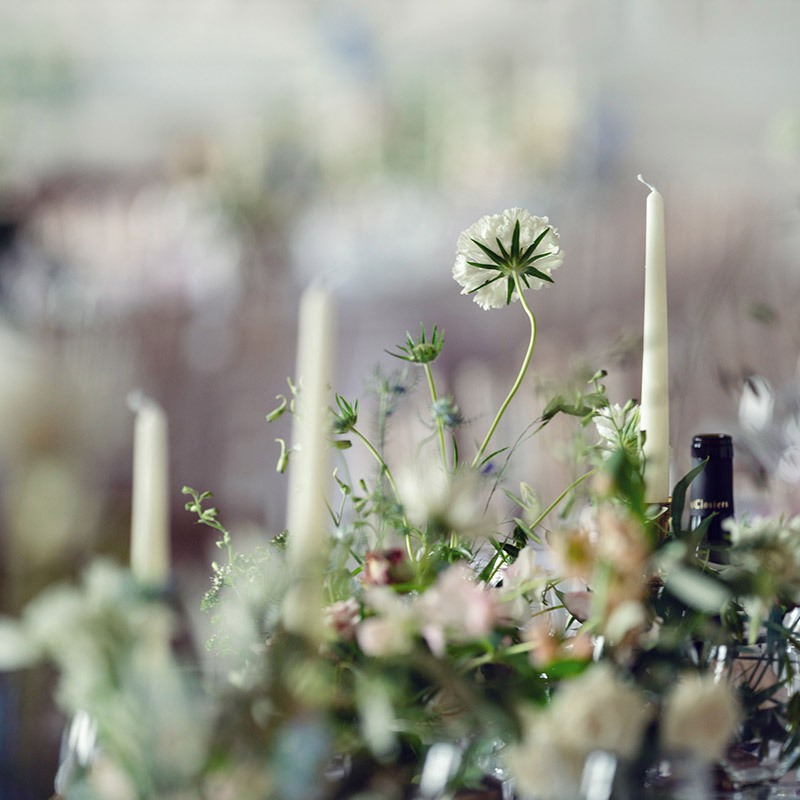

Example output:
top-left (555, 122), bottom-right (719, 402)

top-left (637, 174), bottom-right (656, 192)
top-left (127, 389), bottom-right (145, 413)
top-left (127, 389), bottom-right (158, 414)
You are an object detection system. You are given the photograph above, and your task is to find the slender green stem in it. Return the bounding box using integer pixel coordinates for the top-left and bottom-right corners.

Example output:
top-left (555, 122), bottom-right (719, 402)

top-left (471, 271), bottom-right (538, 469)
top-left (352, 426), bottom-right (416, 562)
top-left (404, 533), bottom-right (415, 563)
top-left (352, 427), bottom-right (400, 501)
top-left (527, 469), bottom-right (595, 532)
top-left (424, 362), bottom-right (449, 472)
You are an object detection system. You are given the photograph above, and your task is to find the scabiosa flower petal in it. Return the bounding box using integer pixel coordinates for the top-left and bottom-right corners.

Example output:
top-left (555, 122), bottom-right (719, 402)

top-left (453, 208), bottom-right (563, 310)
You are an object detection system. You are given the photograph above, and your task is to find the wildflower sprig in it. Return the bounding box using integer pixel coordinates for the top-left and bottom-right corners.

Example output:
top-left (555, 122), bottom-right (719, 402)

top-left (387, 324), bottom-right (444, 365)
top-left (183, 486), bottom-right (235, 610)
top-left (330, 393), bottom-right (403, 516)
top-left (332, 394), bottom-right (359, 436)
top-left (450, 209), bottom-right (564, 468)
top-left (388, 325), bottom-right (451, 470)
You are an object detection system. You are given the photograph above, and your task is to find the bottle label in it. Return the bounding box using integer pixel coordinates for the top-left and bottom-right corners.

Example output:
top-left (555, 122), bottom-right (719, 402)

top-left (689, 498), bottom-right (731, 512)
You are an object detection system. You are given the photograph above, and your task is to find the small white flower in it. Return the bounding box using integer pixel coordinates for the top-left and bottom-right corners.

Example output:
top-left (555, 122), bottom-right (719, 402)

top-left (504, 709), bottom-right (583, 800)
top-left (726, 514), bottom-right (800, 602)
top-left (503, 546), bottom-right (543, 587)
top-left (495, 546), bottom-right (546, 623)
top-left (661, 673), bottom-right (740, 762)
top-left (356, 616), bottom-right (414, 657)
top-left (504, 668), bottom-right (650, 800)
top-left (549, 662), bottom-right (651, 760)
top-left (397, 461), bottom-right (493, 540)
top-left (593, 400), bottom-right (641, 460)
top-left (87, 753), bottom-right (139, 800)
top-left (453, 208), bottom-right (563, 310)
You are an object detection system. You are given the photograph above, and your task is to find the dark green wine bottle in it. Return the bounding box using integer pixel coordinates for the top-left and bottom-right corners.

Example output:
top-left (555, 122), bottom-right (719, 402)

top-left (689, 433), bottom-right (734, 562)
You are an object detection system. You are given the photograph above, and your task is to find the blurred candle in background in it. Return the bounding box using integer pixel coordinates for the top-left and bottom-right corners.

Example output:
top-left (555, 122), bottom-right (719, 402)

top-left (129, 393), bottom-right (170, 586)
top-left (638, 175), bottom-right (671, 503)
top-left (283, 283), bottom-right (335, 639)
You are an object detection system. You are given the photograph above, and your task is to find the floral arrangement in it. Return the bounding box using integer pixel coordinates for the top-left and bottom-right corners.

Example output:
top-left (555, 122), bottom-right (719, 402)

top-left (2, 207), bottom-right (800, 800)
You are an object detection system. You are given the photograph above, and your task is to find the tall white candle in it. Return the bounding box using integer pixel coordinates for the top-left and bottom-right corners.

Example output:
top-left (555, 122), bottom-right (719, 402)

top-left (283, 283), bottom-right (335, 638)
top-left (638, 175), bottom-right (670, 502)
top-left (129, 394), bottom-right (170, 585)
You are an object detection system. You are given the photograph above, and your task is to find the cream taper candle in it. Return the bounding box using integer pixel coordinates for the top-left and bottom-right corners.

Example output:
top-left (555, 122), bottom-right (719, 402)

top-left (283, 283), bottom-right (335, 638)
top-left (638, 175), bottom-right (670, 503)
top-left (129, 394), bottom-right (170, 585)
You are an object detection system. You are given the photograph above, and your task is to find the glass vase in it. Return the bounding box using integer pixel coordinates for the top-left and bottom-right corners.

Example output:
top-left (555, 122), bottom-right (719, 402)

top-left (711, 636), bottom-right (800, 793)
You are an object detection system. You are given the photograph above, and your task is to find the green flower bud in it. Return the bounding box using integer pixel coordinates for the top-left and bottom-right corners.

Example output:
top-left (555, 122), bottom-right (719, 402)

top-left (387, 324), bottom-right (444, 364)
top-left (275, 438), bottom-right (290, 473)
top-left (266, 394), bottom-right (288, 423)
top-left (332, 394), bottom-right (358, 435)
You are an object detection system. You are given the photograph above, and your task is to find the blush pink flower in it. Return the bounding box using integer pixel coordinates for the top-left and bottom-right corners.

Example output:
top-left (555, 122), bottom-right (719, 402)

top-left (416, 564), bottom-right (498, 655)
top-left (361, 548), bottom-right (412, 587)
top-left (356, 587), bottom-right (416, 657)
top-left (323, 598), bottom-right (361, 641)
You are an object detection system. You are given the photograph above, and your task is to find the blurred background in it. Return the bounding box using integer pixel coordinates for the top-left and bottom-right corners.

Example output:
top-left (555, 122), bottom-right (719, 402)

top-left (2, 0), bottom-right (800, 793)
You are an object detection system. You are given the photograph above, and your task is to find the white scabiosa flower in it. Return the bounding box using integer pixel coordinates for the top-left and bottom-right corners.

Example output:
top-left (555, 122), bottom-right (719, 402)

top-left (453, 208), bottom-right (563, 310)
top-left (661, 673), bottom-right (740, 762)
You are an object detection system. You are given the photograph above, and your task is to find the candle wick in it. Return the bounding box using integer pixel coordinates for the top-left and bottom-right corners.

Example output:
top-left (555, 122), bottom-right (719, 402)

top-left (637, 174), bottom-right (656, 192)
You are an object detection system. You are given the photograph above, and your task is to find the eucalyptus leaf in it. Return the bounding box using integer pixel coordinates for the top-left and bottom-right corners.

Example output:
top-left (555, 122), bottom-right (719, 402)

top-left (541, 394), bottom-right (566, 422)
top-left (670, 458), bottom-right (708, 537)
top-left (663, 565), bottom-right (731, 614)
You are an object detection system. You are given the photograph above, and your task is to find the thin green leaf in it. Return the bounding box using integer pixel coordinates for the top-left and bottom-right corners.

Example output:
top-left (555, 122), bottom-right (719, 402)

top-left (470, 239), bottom-right (506, 267)
top-left (496, 237), bottom-right (511, 263)
top-left (663, 564), bottom-right (731, 614)
top-left (477, 447), bottom-right (509, 469)
top-left (467, 274), bottom-right (504, 295)
top-left (521, 250), bottom-right (556, 266)
top-left (511, 219), bottom-right (521, 259)
top-left (670, 458), bottom-right (708, 537)
top-left (522, 265), bottom-right (554, 284)
top-left (520, 226), bottom-right (551, 260)
top-left (466, 260), bottom-right (501, 271)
